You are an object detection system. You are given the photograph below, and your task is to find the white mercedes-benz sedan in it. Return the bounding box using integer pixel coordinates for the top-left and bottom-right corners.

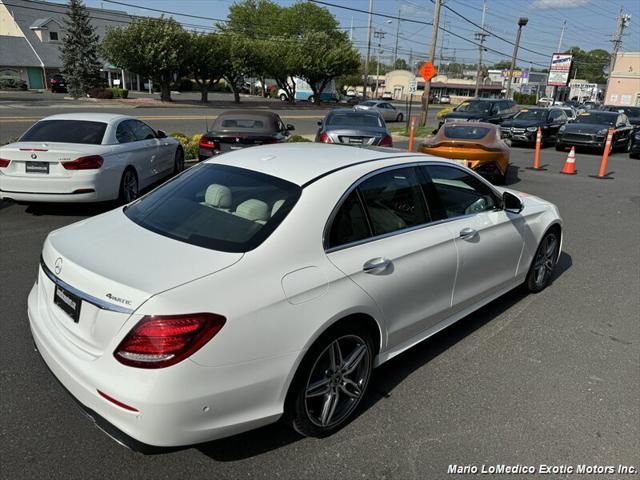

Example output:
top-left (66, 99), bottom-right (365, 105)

top-left (0, 113), bottom-right (183, 203)
top-left (29, 144), bottom-right (562, 448)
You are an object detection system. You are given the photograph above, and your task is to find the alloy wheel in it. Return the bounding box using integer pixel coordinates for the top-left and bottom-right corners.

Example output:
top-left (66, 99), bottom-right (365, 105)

top-left (533, 234), bottom-right (558, 288)
top-left (304, 335), bottom-right (371, 428)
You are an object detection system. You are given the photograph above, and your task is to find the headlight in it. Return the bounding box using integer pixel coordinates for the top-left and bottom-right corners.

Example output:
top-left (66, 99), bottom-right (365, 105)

top-left (596, 128), bottom-right (608, 135)
top-left (526, 126), bottom-right (538, 132)
top-left (559, 125), bottom-right (566, 133)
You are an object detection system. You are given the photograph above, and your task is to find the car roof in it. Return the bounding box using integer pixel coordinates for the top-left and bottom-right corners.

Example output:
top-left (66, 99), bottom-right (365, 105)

top-left (39, 113), bottom-right (133, 123)
top-left (217, 110), bottom-right (279, 119)
top-left (209, 143), bottom-right (421, 186)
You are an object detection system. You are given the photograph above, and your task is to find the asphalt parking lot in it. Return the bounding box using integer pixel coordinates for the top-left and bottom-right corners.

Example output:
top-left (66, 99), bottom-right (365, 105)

top-left (1, 144), bottom-right (638, 479)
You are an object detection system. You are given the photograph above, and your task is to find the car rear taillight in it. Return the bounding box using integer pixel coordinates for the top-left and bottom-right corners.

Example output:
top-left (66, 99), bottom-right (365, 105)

top-left (114, 313), bottom-right (226, 368)
top-left (319, 132), bottom-right (332, 144)
top-left (61, 155), bottom-right (103, 170)
top-left (199, 137), bottom-right (217, 149)
top-left (0, 158), bottom-right (10, 168)
top-left (379, 135), bottom-right (393, 147)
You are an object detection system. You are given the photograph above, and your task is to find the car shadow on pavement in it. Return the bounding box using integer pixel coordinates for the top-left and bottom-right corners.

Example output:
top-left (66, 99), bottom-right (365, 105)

top-left (22, 201), bottom-right (116, 217)
top-left (505, 164), bottom-right (522, 186)
top-left (191, 251), bottom-right (572, 462)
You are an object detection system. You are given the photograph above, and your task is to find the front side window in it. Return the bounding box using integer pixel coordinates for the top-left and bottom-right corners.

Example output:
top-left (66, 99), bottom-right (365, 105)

top-left (358, 167), bottom-right (429, 236)
top-left (327, 191), bottom-right (371, 249)
top-left (130, 120), bottom-right (157, 141)
top-left (423, 165), bottom-right (500, 219)
top-left (20, 120), bottom-right (107, 145)
top-left (124, 164), bottom-right (301, 252)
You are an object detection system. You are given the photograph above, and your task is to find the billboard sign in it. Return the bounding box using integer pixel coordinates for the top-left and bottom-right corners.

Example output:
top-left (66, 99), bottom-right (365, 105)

top-left (547, 53), bottom-right (573, 86)
top-left (500, 70), bottom-right (529, 79)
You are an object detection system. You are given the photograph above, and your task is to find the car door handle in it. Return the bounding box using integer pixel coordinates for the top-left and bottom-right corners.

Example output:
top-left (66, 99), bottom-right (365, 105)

top-left (459, 227), bottom-right (477, 239)
top-left (363, 257), bottom-right (391, 274)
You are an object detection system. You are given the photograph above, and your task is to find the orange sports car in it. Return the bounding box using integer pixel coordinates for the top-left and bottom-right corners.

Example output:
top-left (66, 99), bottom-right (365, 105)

top-left (418, 121), bottom-right (510, 184)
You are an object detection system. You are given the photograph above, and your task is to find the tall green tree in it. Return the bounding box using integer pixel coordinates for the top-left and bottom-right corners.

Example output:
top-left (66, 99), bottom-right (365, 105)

top-left (186, 32), bottom-right (227, 103)
top-left (60, 0), bottom-right (102, 98)
top-left (566, 47), bottom-right (609, 84)
top-left (101, 17), bottom-right (189, 101)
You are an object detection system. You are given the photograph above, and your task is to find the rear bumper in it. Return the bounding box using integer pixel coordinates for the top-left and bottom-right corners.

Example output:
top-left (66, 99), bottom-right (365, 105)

top-left (28, 278), bottom-right (295, 447)
top-left (0, 172), bottom-right (114, 202)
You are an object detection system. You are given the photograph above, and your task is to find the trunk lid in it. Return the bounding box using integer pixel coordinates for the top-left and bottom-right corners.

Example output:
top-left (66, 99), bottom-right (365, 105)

top-left (0, 142), bottom-right (108, 178)
top-left (40, 208), bottom-right (243, 357)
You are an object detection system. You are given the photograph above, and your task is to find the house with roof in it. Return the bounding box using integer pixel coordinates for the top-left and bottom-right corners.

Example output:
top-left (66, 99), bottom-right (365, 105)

top-left (0, 0), bottom-right (143, 90)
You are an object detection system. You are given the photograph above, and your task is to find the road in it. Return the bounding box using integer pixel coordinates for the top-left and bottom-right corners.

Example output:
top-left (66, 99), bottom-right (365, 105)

top-left (1, 140), bottom-right (638, 479)
top-left (0, 90), bottom-right (438, 143)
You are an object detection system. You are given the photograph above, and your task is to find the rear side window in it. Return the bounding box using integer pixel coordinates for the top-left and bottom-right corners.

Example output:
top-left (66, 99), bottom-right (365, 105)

top-left (20, 120), bottom-right (107, 144)
top-left (116, 121), bottom-right (136, 143)
top-left (327, 191), bottom-right (371, 249)
top-left (358, 167), bottom-right (429, 236)
top-left (124, 164), bottom-right (301, 253)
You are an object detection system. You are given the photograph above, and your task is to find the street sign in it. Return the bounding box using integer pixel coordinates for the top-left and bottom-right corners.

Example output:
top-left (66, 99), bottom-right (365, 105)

top-left (419, 61), bottom-right (437, 82)
top-left (408, 80), bottom-right (417, 94)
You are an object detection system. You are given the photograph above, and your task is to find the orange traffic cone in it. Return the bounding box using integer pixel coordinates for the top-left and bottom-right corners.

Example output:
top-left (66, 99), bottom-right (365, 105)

top-left (560, 146), bottom-right (577, 175)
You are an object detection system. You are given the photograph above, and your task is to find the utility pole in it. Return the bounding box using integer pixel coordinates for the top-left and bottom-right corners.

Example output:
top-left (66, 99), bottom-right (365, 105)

top-left (393, 7), bottom-right (401, 68)
top-left (363, 0), bottom-right (373, 100)
top-left (474, 0), bottom-right (487, 97)
top-left (605, 7), bottom-right (631, 103)
top-left (505, 17), bottom-right (528, 100)
top-left (374, 30), bottom-right (385, 97)
top-left (420, 0), bottom-right (441, 127)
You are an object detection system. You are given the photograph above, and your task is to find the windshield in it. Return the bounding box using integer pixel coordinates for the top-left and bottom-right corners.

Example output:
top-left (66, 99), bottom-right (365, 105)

top-left (455, 101), bottom-right (492, 113)
top-left (326, 113), bottom-right (382, 127)
top-left (574, 113), bottom-right (617, 126)
top-left (124, 164), bottom-right (301, 253)
top-left (443, 126), bottom-right (491, 140)
top-left (20, 120), bottom-right (107, 144)
top-left (514, 109), bottom-right (547, 120)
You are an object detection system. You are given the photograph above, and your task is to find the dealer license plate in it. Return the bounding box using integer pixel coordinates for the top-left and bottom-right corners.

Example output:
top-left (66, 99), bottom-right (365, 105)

top-left (54, 284), bottom-right (82, 322)
top-left (26, 162), bottom-right (49, 174)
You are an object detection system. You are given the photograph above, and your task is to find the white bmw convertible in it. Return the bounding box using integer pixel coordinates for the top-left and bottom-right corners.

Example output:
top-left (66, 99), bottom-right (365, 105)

top-left (0, 113), bottom-right (183, 203)
top-left (29, 144), bottom-right (562, 448)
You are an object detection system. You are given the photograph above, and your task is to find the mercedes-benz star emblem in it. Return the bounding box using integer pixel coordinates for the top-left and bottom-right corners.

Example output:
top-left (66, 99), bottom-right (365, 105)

top-left (54, 257), bottom-right (63, 275)
top-left (31, 153), bottom-right (37, 159)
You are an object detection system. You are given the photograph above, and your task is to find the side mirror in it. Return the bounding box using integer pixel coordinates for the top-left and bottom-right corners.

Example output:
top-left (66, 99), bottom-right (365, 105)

top-left (157, 129), bottom-right (167, 138)
top-left (286, 124), bottom-right (295, 131)
top-left (503, 191), bottom-right (523, 213)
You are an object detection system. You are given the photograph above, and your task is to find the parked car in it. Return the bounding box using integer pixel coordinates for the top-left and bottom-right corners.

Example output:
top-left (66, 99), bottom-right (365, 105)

top-left (419, 122), bottom-right (510, 184)
top-left (0, 113), bottom-right (183, 203)
top-left (198, 110), bottom-right (294, 161)
top-left (436, 104), bottom-right (458, 120)
top-left (630, 130), bottom-right (640, 159)
top-left (354, 100), bottom-right (404, 122)
top-left (338, 94), bottom-right (362, 106)
top-left (438, 94), bottom-right (451, 104)
top-left (537, 97), bottom-right (554, 107)
top-left (380, 92), bottom-right (393, 100)
top-left (556, 111), bottom-right (634, 153)
top-left (278, 77), bottom-right (338, 103)
top-left (316, 109), bottom-right (393, 147)
top-left (560, 106), bottom-right (578, 122)
top-left (29, 143), bottom-right (563, 448)
top-left (499, 107), bottom-right (568, 146)
top-left (599, 105), bottom-right (640, 129)
top-left (49, 74), bottom-right (67, 93)
top-left (438, 99), bottom-right (518, 130)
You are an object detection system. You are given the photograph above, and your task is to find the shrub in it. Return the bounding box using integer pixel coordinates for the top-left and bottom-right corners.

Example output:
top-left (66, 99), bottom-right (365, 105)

top-left (87, 87), bottom-right (113, 99)
top-left (110, 87), bottom-right (129, 99)
top-left (170, 132), bottom-right (199, 160)
top-left (514, 92), bottom-right (537, 105)
top-left (287, 135), bottom-right (312, 143)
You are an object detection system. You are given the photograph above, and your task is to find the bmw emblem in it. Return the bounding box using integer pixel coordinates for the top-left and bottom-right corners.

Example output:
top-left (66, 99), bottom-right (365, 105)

top-left (31, 153), bottom-right (37, 159)
top-left (54, 257), bottom-right (63, 275)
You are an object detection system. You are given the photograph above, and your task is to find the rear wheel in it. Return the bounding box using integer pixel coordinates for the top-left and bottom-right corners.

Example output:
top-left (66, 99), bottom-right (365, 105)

top-left (280, 93), bottom-right (287, 101)
top-left (118, 168), bottom-right (138, 204)
top-left (396, 113), bottom-right (404, 122)
top-left (309, 95), bottom-right (316, 104)
top-left (285, 325), bottom-right (374, 438)
top-left (624, 136), bottom-right (632, 153)
top-left (173, 147), bottom-right (184, 175)
top-left (525, 231), bottom-right (559, 293)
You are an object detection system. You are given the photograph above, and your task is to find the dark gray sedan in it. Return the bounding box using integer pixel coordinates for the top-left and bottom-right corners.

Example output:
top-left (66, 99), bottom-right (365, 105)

top-left (315, 109), bottom-right (393, 147)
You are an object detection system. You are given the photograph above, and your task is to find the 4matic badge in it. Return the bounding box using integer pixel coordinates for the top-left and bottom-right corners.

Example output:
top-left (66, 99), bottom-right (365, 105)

top-left (105, 293), bottom-right (132, 306)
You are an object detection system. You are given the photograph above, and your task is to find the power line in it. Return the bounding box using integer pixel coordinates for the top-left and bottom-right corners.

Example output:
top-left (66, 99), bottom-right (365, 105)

top-left (102, 0), bottom-right (227, 23)
top-left (310, 0), bottom-right (432, 27)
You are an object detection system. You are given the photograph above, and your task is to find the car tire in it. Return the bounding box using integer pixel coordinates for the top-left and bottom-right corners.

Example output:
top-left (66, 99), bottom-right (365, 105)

top-left (309, 96), bottom-right (316, 104)
top-left (118, 167), bottom-right (139, 204)
top-left (280, 93), bottom-right (287, 102)
top-left (396, 113), bottom-right (404, 122)
top-left (624, 136), bottom-right (632, 153)
top-left (555, 143), bottom-right (565, 151)
top-left (173, 147), bottom-right (185, 175)
top-left (525, 230), bottom-right (559, 293)
top-left (284, 324), bottom-right (374, 438)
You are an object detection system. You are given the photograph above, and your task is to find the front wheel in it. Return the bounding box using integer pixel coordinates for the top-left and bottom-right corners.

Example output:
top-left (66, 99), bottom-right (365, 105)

top-left (396, 113), bottom-right (404, 122)
top-left (285, 326), bottom-right (374, 438)
top-left (624, 136), bottom-right (632, 153)
top-left (309, 95), bottom-right (316, 104)
top-left (279, 93), bottom-right (287, 102)
top-left (525, 231), bottom-right (559, 293)
top-left (173, 147), bottom-right (185, 175)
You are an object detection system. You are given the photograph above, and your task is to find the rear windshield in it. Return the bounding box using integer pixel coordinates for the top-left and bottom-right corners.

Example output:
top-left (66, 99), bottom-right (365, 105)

top-left (20, 120), bottom-right (107, 144)
top-left (444, 126), bottom-right (491, 139)
top-left (219, 118), bottom-right (265, 129)
top-left (124, 164), bottom-right (301, 253)
top-left (326, 113), bottom-right (382, 127)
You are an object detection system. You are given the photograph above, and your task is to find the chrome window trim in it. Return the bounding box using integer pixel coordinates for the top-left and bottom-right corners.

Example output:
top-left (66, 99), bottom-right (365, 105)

top-left (40, 257), bottom-right (135, 315)
top-left (323, 160), bottom-right (503, 253)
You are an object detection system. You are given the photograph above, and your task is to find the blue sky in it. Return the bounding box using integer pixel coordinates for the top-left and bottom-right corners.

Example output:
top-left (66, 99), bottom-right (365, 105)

top-left (55, 0), bottom-right (640, 69)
